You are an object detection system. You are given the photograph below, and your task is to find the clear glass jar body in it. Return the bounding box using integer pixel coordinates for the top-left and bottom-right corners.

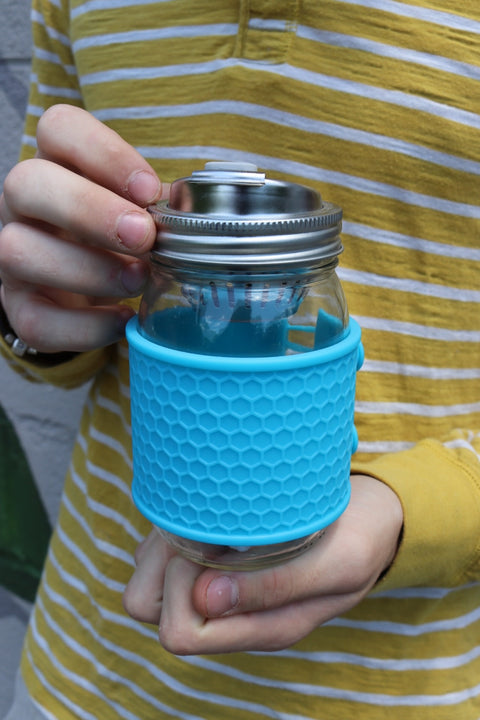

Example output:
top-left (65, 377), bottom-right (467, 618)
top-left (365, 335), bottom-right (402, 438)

top-left (135, 259), bottom-right (348, 569)
top-left (138, 260), bottom-right (348, 357)
top-left (155, 527), bottom-right (325, 571)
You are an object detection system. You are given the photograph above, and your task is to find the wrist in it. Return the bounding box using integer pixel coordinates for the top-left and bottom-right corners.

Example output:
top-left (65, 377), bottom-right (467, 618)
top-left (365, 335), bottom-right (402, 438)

top-left (350, 474), bottom-right (404, 580)
top-left (0, 289), bottom-right (78, 367)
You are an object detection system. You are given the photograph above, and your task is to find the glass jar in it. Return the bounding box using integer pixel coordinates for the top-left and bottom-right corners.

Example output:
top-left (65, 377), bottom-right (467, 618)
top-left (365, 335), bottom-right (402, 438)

top-left (127, 162), bottom-right (361, 570)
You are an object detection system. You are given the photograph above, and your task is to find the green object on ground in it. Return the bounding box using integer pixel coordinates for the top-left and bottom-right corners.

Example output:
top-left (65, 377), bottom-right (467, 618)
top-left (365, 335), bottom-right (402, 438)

top-left (0, 404), bottom-right (51, 602)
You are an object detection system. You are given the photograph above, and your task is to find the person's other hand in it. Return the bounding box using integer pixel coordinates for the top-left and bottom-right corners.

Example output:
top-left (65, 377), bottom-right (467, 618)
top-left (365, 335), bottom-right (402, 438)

top-left (123, 474), bottom-right (403, 654)
top-left (0, 104), bottom-right (166, 353)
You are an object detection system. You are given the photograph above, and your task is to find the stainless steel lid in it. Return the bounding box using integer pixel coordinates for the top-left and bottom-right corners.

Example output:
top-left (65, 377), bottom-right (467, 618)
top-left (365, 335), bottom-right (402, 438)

top-left (149, 162), bottom-right (343, 270)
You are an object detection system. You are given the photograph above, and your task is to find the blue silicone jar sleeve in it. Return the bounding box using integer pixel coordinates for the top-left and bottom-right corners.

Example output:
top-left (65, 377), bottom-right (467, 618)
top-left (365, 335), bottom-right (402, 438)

top-left (126, 317), bottom-right (362, 546)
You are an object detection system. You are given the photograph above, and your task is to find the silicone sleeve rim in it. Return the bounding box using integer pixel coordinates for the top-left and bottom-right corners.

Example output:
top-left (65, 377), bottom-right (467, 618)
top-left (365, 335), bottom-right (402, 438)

top-left (126, 316), bottom-right (362, 371)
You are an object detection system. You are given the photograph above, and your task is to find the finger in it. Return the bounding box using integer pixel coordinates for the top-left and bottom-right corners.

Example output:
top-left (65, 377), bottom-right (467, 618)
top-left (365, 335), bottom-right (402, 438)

top-left (36, 104), bottom-right (166, 207)
top-left (158, 556), bottom-right (209, 654)
top-left (193, 547), bottom-right (319, 619)
top-left (2, 159), bottom-right (157, 256)
top-left (1, 284), bottom-right (134, 352)
top-left (192, 527), bottom-right (353, 619)
top-left (159, 556), bottom-right (364, 654)
top-left (133, 536), bottom-right (152, 566)
top-left (123, 532), bottom-right (176, 625)
top-left (134, 528), bottom-right (165, 566)
top-left (0, 222), bottom-right (149, 298)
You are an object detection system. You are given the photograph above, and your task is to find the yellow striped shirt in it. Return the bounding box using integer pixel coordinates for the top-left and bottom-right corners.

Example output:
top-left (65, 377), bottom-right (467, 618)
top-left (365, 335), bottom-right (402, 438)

top-left (3, 0), bottom-right (480, 717)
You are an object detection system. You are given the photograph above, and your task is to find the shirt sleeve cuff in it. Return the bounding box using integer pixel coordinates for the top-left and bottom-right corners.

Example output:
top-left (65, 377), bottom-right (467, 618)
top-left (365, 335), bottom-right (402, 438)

top-left (350, 439), bottom-right (480, 591)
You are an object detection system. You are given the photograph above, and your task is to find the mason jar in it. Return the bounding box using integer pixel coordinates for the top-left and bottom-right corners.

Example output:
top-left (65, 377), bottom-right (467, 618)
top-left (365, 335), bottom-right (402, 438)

top-left (126, 162), bottom-right (362, 569)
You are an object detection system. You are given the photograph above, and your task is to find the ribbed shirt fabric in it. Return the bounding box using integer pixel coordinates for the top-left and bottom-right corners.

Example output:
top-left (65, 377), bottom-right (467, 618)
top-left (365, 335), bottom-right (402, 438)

top-left (2, 0), bottom-right (480, 717)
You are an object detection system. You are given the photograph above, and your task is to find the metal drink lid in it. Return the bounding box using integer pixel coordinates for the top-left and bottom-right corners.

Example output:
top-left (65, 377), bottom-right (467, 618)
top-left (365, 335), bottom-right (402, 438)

top-left (149, 162), bottom-right (343, 270)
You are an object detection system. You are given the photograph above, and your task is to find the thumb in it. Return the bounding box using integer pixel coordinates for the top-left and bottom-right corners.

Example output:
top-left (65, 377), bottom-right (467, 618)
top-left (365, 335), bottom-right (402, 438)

top-left (192, 554), bottom-right (313, 619)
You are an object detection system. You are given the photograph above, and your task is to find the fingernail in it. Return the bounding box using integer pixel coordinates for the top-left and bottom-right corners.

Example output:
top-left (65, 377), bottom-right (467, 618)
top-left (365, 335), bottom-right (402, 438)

top-left (121, 261), bottom-right (149, 295)
top-left (127, 170), bottom-right (161, 205)
top-left (206, 576), bottom-right (239, 617)
top-left (116, 212), bottom-right (150, 249)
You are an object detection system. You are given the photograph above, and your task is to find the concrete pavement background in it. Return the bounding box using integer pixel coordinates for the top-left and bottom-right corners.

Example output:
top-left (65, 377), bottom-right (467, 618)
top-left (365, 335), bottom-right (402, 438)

top-left (0, 1), bottom-right (89, 713)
